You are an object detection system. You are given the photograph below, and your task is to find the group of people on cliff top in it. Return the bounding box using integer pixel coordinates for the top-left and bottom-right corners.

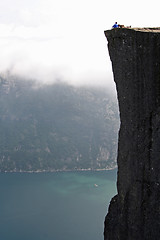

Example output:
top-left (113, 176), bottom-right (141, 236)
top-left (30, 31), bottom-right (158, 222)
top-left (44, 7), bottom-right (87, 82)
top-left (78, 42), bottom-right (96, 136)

top-left (112, 22), bottom-right (131, 29)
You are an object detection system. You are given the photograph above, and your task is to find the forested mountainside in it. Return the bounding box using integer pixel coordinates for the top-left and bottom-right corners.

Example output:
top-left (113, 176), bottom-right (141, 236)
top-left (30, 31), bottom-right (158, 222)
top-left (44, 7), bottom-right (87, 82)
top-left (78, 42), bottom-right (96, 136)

top-left (0, 75), bottom-right (119, 172)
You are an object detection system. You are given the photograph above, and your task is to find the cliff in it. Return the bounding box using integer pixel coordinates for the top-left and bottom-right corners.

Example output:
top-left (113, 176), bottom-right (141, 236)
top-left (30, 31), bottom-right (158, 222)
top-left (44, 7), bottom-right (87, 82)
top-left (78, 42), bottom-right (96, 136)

top-left (104, 28), bottom-right (160, 239)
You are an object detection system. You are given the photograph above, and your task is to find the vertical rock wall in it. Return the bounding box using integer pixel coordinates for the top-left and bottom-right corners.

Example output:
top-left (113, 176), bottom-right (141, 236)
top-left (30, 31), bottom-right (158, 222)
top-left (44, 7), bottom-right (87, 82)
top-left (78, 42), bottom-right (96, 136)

top-left (104, 28), bottom-right (160, 240)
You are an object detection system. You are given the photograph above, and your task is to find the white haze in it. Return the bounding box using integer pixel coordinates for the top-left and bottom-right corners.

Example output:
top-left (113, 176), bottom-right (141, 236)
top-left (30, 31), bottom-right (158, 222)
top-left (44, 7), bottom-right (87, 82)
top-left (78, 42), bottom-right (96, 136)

top-left (0, 0), bottom-right (159, 89)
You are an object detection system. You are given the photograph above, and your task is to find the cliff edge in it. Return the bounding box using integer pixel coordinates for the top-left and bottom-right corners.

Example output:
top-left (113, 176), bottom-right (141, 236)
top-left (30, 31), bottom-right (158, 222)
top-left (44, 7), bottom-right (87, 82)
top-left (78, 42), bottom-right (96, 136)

top-left (104, 28), bottom-right (160, 239)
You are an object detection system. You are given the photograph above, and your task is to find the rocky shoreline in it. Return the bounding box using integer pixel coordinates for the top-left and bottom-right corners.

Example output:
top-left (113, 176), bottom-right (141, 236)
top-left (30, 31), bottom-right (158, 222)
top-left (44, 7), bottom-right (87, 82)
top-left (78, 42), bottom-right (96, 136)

top-left (0, 166), bottom-right (117, 173)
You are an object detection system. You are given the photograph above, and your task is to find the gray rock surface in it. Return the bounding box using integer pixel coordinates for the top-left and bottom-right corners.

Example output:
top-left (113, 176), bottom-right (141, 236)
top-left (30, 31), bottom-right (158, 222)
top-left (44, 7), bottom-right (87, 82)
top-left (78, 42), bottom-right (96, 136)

top-left (104, 28), bottom-right (160, 239)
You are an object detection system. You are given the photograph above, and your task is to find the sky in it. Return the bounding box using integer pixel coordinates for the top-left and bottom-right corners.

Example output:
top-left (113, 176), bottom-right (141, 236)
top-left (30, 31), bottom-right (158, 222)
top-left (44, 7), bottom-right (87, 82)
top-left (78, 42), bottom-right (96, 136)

top-left (0, 0), bottom-right (159, 89)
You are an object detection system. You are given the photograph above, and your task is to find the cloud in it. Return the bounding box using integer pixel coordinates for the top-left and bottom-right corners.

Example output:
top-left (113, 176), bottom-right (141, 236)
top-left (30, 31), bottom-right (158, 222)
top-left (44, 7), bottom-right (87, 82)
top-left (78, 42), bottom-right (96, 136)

top-left (0, 21), bottom-right (114, 89)
top-left (0, 0), bottom-right (116, 89)
top-left (1, 0), bottom-right (159, 90)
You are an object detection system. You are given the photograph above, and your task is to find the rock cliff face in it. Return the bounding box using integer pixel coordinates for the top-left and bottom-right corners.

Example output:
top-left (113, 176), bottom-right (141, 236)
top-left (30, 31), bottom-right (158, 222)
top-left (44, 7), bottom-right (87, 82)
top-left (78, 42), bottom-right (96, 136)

top-left (104, 28), bottom-right (160, 239)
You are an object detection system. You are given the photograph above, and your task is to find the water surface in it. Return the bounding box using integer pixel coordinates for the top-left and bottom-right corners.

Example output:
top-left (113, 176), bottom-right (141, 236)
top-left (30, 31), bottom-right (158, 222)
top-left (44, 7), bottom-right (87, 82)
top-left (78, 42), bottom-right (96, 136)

top-left (0, 170), bottom-right (117, 240)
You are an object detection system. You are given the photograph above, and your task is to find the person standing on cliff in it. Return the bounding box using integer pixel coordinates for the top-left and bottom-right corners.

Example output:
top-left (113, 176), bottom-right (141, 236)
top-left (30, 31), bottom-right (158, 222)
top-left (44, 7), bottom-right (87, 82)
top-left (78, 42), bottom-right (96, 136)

top-left (112, 22), bottom-right (119, 28)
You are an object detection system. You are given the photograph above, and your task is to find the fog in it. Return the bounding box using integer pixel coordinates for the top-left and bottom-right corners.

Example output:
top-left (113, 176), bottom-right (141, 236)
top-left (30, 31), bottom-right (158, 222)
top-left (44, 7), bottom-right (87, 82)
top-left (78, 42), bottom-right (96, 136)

top-left (0, 30), bottom-right (114, 89)
top-left (0, 0), bottom-right (159, 90)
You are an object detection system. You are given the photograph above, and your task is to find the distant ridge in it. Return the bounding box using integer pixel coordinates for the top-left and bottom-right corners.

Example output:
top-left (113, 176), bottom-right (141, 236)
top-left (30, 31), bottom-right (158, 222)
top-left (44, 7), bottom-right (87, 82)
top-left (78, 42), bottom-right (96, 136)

top-left (0, 76), bottom-right (119, 172)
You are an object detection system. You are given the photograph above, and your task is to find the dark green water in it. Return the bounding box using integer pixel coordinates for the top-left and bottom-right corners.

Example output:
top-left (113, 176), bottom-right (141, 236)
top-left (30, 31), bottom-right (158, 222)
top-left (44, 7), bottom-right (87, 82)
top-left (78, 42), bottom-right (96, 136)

top-left (0, 170), bottom-right (117, 240)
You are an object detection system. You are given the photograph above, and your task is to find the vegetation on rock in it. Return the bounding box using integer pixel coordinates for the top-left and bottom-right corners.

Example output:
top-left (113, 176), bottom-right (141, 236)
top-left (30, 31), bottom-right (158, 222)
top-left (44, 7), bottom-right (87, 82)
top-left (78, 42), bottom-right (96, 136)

top-left (0, 75), bottom-right (119, 172)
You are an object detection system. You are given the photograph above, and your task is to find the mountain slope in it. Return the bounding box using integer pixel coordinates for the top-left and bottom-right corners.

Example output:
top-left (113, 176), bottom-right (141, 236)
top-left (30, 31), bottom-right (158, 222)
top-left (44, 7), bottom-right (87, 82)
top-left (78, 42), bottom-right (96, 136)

top-left (0, 76), bottom-right (119, 172)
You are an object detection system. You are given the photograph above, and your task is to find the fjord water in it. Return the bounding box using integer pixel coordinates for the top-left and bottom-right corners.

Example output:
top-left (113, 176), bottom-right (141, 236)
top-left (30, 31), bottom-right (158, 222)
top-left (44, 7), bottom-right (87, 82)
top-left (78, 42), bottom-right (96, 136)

top-left (0, 170), bottom-right (117, 240)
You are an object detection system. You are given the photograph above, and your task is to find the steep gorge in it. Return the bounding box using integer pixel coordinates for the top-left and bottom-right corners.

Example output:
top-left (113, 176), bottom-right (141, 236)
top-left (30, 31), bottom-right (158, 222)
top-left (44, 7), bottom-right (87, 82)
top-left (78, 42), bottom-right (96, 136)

top-left (104, 28), bottom-right (160, 239)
